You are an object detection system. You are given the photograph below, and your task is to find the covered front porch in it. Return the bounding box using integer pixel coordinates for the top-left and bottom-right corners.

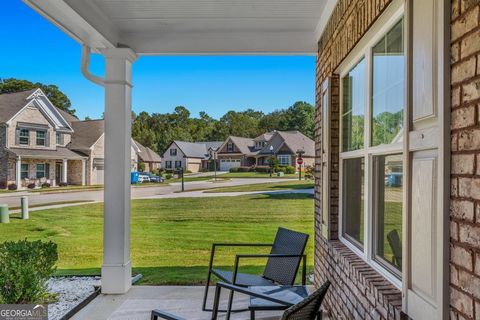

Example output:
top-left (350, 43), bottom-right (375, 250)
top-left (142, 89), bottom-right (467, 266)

top-left (6, 148), bottom-right (87, 188)
top-left (20, 0), bottom-right (452, 319)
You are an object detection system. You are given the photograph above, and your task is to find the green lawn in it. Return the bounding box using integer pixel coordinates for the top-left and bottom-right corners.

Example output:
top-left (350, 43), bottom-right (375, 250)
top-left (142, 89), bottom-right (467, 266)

top-left (0, 194), bottom-right (314, 285)
top-left (205, 180), bottom-right (314, 193)
top-left (218, 172), bottom-right (300, 179)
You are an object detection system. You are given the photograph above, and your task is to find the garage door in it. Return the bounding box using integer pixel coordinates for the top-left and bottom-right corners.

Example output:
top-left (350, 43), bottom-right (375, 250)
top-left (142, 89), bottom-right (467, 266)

top-left (93, 158), bottom-right (104, 185)
top-left (220, 159), bottom-right (241, 171)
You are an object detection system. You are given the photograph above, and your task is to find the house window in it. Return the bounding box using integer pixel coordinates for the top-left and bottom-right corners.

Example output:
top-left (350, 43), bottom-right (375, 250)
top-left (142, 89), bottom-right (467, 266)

top-left (170, 149), bottom-right (177, 156)
top-left (36, 131), bottom-right (46, 146)
top-left (36, 164), bottom-right (46, 179)
top-left (175, 160), bottom-right (182, 168)
top-left (56, 132), bottom-right (64, 145)
top-left (19, 128), bottom-right (29, 145)
top-left (339, 16), bottom-right (404, 283)
top-left (227, 143), bottom-right (234, 152)
top-left (20, 164), bottom-right (29, 179)
top-left (165, 161), bottom-right (172, 169)
top-left (277, 155), bottom-right (291, 166)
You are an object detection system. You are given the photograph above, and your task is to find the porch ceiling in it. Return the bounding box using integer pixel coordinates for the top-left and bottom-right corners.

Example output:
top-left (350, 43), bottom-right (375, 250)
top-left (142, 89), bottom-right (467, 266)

top-left (22, 0), bottom-right (337, 55)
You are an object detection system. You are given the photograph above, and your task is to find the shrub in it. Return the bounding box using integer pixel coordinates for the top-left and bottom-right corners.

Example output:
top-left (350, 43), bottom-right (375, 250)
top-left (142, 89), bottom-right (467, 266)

top-left (229, 167), bottom-right (239, 173)
top-left (276, 167), bottom-right (285, 173)
top-left (200, 168), bottom-right (209, 173)
top-left (254, 166), bottom-right (271, 173)
top-left (27, 183), bottom-right (36, 189)
top-left (185, 170), bottom-right (192, 174)
top-left (165, 173), bottom-right (173, 180)
top-left (304, 165), bottom-right (314, 180)
top-left (285, 166), bottom-right (296, 174)
top-left (0, 239), bottom-right (58, 304)
top-left (237, 166), bottom-right (252, 172)
top-left (138, 162), bottom-right (146, 172)
top-left (0, 181), bottom-right (7, 189)
top-left (41, 183), bottom-right (51, 188)
top-left (7, 184), bottom-right (17, 191)
top-left (59, 182), bottom-right (68, 187)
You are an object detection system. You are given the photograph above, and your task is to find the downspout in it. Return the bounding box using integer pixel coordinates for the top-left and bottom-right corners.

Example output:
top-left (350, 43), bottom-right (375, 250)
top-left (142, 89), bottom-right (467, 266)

top-left (81, 45), bottom-right (105, 87)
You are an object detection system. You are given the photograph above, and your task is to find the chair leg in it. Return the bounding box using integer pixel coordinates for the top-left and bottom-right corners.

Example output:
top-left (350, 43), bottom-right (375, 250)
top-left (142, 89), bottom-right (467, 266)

top-left (202, 269), bottom-right (213, 311)
top-left (211, 285), bottom-right (222, 320)
top-left (250, 309), bottom-right (255, 320)
top-left (151, 313), bottom-right (157, 320)
top-left (225, 289), bottom-right (235, 320)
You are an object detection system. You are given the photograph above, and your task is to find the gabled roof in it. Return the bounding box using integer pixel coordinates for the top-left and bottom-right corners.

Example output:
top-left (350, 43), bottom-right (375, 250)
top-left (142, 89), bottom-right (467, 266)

top-left (135, 141), bottom-right (162, 163)
top-left (258, 130), bottom-right (315, 157)
top-left (0, 89), bottom-right (76, 131)
top-left (218, 136), bottom-right (257, 155)
top-left (68, 119), bottom-right (105, 153)
top-left (168, 140), bottom-right (222, 159)
top-left (253, 132), bottom-right (274, 142)
top-left (0, 89), bottom-right (38, 123)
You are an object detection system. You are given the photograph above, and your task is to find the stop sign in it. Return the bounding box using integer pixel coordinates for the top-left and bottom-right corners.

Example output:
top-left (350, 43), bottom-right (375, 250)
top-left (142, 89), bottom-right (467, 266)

top-left (297, 158), bottom-right (303, 165)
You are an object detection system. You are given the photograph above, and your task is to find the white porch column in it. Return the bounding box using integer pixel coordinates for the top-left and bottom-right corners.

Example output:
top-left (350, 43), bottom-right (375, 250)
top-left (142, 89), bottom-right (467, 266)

top-left (81, 159), bottom-right (86, 186)
top-left (62, 159), bottom-right (68, 184)
top-left (101, 48), bottom-right (137, 294)
top-left (15, 156), bottom-right (21, 187)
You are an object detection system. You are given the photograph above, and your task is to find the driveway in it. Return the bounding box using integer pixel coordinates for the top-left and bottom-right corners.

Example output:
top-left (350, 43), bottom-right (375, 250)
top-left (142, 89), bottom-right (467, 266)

top-left (0, 178), bottom-right (294, 208)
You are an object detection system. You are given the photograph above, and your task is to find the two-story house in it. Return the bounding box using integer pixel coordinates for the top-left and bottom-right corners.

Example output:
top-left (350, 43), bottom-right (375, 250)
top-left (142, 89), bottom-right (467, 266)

top-left (216, 130), bottom-right (315, 171)
top-left (0, 89), bottom-right (161, 188)
top-left (0, 89), bottom-right (87, 188)
top-left (161, 140), bottom-right (222, 172)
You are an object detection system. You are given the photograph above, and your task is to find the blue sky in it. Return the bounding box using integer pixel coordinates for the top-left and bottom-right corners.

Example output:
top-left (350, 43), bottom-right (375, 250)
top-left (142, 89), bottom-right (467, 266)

top-left (1, 1), bottom-right (315, 120)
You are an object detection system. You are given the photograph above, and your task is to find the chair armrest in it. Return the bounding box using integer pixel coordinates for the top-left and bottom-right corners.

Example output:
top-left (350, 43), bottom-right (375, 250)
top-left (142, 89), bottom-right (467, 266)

top-left (215, 282), bottom-right (293, 306)
top-left (233, 254), bottom-right (307, 285)
top-left (207, 243), bottom-right (273, 272)
top-left (151, 309), bottom-right (186, 320)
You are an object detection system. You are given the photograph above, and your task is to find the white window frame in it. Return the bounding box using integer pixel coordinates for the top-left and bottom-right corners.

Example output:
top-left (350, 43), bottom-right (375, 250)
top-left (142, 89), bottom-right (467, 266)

top-left (277, 155), bottom-right (291, 166)
top-left (170, 148), bottom-right (177, 156)
top-left (56, 132), bottom-right (64, 145)
top-left (165, 161), bottom-right (172, 169)
top-left (19, 128), bottom-right (29, 145)
top-left (337, 2), bottom-right (405, 289)
top-left (36, 130), bottom-right (47, 146)
top-left (20, 163), bottom-right (29, 180)
top-left (36, 163), bottom-right (46, 179)
top-left (175, 160), bottom-right (182, 168)
top-left (227, 143), bottom-right (234, 152)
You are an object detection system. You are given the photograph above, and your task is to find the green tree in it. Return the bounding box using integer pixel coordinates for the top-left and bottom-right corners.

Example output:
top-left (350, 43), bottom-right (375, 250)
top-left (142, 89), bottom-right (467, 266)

top-left (0, 78), bottom-right (75, 115)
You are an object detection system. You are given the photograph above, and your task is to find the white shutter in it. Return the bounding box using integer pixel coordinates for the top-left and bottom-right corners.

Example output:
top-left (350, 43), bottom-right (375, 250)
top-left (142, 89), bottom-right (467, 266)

top-left (404, 0), bottom-right (449, 319)
top-left (320, 78), bottom-right (332, 239)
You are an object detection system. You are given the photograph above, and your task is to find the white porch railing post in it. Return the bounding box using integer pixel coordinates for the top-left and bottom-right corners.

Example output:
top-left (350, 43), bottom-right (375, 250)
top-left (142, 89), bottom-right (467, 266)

top-left (101, 47), bottom-right (137, 294)
top-left (62, 159), bottom-right (68, 184)
top-left (15, 156), bottom-right (21, 187)
top-left (81, 159), bottom-right (86, 186)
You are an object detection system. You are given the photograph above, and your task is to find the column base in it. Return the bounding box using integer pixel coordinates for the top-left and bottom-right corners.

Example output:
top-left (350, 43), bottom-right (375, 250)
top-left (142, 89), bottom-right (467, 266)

top-left (101, 260), bottom-right (132, 294)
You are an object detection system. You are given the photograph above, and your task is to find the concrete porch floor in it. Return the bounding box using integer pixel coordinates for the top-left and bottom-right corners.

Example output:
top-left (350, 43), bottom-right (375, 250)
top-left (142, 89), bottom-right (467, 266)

top-left (71, 286), bottom-right (287, 320)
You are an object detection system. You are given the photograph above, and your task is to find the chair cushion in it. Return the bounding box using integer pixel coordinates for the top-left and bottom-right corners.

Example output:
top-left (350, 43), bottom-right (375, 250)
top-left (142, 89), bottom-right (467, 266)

top-left (211, 269), bottom-right (274, 287)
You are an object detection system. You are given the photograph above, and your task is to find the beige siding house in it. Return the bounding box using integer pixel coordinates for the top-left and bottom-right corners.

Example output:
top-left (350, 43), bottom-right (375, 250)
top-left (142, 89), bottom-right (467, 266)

top-left (162, 141), bottom-right (222, 172)
top-left (0, 89), bottom-right (158, 188)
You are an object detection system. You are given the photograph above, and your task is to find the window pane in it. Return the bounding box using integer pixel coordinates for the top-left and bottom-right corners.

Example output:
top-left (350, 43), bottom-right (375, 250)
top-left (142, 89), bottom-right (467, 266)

top-left (36, 164), bottom-right (45, 179)
top-left (36, 131), bottom-right (46, 146)
top-left (19, 129), bottom-right (29, 145)
top-left (374, 154), bottom-right (403, 273)
top-left (342, 158), bottom-right (365, 246)
top-left (372, 19), bottom-right (405, 146)
top-left (342, 59), bottom-right (365, 152)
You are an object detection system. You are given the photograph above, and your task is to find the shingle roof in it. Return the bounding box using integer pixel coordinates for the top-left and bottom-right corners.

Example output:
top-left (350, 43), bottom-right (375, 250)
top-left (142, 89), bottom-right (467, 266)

top-left (7, 147), bottom-right (86, 160)
top-left (258, 130), bottom-right (315, 157)
top-left (204, 141), bottom-right (223, 151)
top-left (172, 141), bottom-right (221, 159)
top-left (253, 132), bottom-right (274, 141)
top-left (56, 108), bottom-right (79, 126)
top-left (135, 141), bottom-right (162, 162)
top-left (227, 136), bottom-right (256, 155)
top-left (0, 89), bottom-right (37, 123)
top-left (68, 119), bottom-right (105, 153)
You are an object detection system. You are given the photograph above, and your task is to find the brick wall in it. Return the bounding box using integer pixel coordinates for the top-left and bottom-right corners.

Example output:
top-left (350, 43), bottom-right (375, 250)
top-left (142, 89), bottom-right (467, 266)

top-left (314, 0), bottom-right (404, 319)
top-left (450, 1), bottom-right (480, 319)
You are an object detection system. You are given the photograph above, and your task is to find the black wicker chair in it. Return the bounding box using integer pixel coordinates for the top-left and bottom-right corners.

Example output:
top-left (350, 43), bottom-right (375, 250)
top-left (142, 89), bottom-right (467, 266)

top-left (150, 281), bottom-right (331, 320)
top-left (202, 227), bottom-right (309, 313)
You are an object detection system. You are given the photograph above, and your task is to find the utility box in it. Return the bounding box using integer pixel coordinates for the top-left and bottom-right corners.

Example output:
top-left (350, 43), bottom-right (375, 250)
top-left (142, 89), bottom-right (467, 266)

top-left (131, 172), bottom-right (139, 184)
top-left (0, 204), bottom-right (9, 223)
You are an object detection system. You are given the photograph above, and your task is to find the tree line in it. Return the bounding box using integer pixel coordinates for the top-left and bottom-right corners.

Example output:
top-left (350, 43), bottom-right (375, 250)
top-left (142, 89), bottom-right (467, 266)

top-left (0, 78), bottom-right (315, 154)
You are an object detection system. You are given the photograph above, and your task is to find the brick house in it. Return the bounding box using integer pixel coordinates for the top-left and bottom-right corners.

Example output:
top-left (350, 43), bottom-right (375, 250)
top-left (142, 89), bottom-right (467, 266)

top-left (0, 89), bottom-right (155, 187)
top-left (20, 0), bottom-right (480, 317)
top-left (216, 130), bottom-right (315, 171)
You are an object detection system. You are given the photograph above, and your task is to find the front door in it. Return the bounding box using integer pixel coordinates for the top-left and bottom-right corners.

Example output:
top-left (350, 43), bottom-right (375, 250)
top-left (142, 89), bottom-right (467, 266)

top-left (55, 163), bottom-right (62, 184)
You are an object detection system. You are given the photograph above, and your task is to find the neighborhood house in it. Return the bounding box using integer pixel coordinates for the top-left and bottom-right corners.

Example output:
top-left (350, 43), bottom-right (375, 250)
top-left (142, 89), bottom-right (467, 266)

top-left (216, 130), bottom-right (315, 172)
top-left (161, 141), bottom-right (222, 172)
top-left (0, 89), bottom-right (161, 188)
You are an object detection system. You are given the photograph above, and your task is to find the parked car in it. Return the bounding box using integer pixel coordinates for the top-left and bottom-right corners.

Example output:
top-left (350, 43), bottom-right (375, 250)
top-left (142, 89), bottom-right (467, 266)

top-left (146, 173), bottom-right (164, 183)
top-left (138, 173), bottom-right (150, 183)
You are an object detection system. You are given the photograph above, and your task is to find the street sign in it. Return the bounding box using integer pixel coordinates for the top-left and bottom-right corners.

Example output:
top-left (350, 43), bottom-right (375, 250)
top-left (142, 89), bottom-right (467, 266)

top-left (297, 158), bottom-right (304, 165)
